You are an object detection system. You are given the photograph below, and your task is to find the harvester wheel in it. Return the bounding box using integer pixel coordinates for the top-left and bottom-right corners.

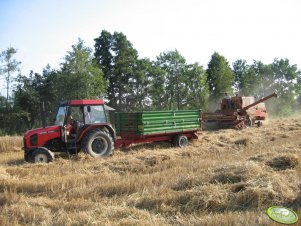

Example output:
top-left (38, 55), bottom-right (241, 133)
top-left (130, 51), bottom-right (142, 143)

top-left (257, 121), bottom-right (263, 127)
top-left (82, 129), bottom-right (114, 157)
top-left (173, 134), bottom-right (188, 148)
top-left (32, 147), bottom-right (54, 163)
top-left (246, 118), bottom-right (253, 128)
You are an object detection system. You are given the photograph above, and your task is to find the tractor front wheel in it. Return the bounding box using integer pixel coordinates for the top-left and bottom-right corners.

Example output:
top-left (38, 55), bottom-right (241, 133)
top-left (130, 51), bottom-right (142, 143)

top-left (31, 147), bottom-right (54, 163)
top-left (82, 129), bottom-right (114, 157)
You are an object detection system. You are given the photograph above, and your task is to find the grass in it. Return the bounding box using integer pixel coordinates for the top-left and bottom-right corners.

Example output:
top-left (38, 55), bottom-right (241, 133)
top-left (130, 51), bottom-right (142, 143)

top-left (0, 118), bottom-right (300, 225)
top-left (0, 136), bottom-right (23, 153)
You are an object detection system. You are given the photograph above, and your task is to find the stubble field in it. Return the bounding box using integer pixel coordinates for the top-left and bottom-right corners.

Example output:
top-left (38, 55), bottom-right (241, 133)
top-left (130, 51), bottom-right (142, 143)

top-left (0, 118), bottom-right (300, 225)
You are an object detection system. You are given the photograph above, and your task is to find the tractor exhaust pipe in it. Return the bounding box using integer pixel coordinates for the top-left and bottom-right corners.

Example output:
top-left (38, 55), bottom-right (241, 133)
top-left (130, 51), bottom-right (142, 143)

top-left (41, 101), bottom-right (46, 128)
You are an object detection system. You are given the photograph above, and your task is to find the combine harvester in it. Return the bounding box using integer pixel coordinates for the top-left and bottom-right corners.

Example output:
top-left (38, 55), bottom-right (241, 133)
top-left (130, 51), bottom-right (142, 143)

top-left (202, 93), bottom-right (277, 129)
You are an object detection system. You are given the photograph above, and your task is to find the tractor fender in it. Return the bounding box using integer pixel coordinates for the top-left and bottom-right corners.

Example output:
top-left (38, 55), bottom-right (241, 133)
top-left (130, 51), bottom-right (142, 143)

top-left (78, 124), bottom-right (117, 141)
top-left (103, 125), bottom-right (117, 141)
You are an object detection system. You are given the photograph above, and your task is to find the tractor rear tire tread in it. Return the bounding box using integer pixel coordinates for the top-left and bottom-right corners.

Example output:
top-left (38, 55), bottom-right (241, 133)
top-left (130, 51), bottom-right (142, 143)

top-left (82, 129), bottom-right (114, 157)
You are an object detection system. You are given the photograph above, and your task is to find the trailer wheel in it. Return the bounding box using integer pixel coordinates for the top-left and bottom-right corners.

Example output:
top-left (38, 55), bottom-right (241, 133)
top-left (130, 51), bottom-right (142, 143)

top-left (32, 147), bottom-right (54, 163)
top-left (173, 135), bottom-right (188, 148)
top-left (82, 129), bottom-right (114, 157)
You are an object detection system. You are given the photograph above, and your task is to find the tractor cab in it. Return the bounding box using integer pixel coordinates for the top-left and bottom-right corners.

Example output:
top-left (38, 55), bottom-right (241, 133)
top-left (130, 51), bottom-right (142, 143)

top-left (24, 99), bottom-right (116, 163)
top-left (56, 100), bottom-right (109, 142)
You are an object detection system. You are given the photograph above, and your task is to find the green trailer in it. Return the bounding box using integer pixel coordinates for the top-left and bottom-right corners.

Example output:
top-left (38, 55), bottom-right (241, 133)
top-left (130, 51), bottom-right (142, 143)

top-left (114, 110), bottom-right (202, 148)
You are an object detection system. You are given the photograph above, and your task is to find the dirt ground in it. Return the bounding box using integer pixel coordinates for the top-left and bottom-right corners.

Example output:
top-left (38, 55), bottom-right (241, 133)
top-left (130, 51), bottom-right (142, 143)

top-left (0, 118), bottom-right (300, 225)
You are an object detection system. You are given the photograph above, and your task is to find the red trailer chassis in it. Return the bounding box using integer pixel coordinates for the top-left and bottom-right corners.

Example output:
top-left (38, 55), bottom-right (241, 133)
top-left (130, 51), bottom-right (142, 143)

top-left (114, 130), bottom-right (199, 149)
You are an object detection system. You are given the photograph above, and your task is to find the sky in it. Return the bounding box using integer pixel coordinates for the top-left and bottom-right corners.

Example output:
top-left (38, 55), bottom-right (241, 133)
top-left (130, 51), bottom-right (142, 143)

top-left (0, 0), bottom-right (301, 94)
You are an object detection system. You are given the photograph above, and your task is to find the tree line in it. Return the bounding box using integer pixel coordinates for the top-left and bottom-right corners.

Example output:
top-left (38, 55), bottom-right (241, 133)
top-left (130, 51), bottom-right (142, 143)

top-left (1, 30), bottom-right (301, 135)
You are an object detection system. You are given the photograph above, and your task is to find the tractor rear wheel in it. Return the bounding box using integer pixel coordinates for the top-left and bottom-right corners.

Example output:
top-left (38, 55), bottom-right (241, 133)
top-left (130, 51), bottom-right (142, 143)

top-left (173, 134), bottom-right (188, 148)
top-left (32, 147), bottom-right (54, 163)
top-left (82, 129), bottom-right (114, 157)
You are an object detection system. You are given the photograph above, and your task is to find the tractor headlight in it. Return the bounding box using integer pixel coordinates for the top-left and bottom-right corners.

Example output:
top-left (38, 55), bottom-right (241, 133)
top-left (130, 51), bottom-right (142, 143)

top-left (30, 134), bottom-right (38, 146)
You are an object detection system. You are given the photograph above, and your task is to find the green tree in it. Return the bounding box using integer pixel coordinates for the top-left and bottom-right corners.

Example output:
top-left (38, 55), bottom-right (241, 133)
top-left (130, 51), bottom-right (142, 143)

top-left (151, 51), bottom-right (208, 110)
top-left (127, 58), bottom-right (154, 110)
top-left (0, 47), bottom-right (21, 107)
top-left (233, 59), bottom-right (262, 95)
top-left (185, 63), bottom-right (209, 110)
top-left (269, 59), bottom-right (300, 115)
top-left (206, 52), bottom-right (234, 101)
top-left (61, 38), bottom-right (106, 100)
top-left (13, 67), bottom-right (61, 131)
top-left (155, 50), bottom-right (187, 110)
top-left (149, 65), bottom-right (166, 110)
top-left (94, 30), bottom-right (114, 102)
top-left (94, 30), bottom-right (138, 110)
top-left (296, 76), bottom-right (301, 107)
top-left (250, 59), bottom-right (300, 116)
top-left (14, 71), bottom-right (41, 129)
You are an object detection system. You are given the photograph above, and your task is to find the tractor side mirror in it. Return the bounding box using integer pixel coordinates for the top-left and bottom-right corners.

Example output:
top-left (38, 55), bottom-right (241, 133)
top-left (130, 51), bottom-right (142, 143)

top-left (87, 106), bottom-right (91, 112)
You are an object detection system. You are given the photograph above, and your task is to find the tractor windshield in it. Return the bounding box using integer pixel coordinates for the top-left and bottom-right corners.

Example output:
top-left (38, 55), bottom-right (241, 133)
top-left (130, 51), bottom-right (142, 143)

top-left (54, 106), bottom-right (67, 126)
top-left (87, 105), bottom-right (107, 124)
top-left (68, 105), bottom-right (107, 125)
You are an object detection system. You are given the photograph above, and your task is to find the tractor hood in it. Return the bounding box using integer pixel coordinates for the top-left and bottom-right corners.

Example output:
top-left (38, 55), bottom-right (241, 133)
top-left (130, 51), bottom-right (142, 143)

top-left (24, 125), bottom-right (61, 139)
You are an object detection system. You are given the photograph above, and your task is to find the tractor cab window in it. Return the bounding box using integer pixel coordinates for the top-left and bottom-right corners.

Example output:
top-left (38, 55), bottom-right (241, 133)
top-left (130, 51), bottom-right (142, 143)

top-left (54, 106), bottom-right (67, 126)
top-left (69, 105), bottom-right (107, 125)
top-left (69, 106), bottom-right (84, 124)
top-left (87, 105), bottom-right (107, 124)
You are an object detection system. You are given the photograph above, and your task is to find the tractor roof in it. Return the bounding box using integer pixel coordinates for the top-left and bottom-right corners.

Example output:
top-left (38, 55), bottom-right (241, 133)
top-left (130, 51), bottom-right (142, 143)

top-left (60, 99), bottom-right (105, 106)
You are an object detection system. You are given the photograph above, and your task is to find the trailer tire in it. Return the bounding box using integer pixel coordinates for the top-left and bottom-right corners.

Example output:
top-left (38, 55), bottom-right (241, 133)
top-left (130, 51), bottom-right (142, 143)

top-left (32, 147), bottom-right (54, 163)
top-left (173, 134), bottom-right (188, 148)
top-left (82, 129), bottom-right (114, 157)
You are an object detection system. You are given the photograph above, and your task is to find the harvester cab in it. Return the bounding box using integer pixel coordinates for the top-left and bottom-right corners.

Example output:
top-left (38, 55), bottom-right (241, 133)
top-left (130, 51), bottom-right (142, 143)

top-left (220, 95), bottom-right (256, 111)
top-left (24, 99), bottom-right (116, 163)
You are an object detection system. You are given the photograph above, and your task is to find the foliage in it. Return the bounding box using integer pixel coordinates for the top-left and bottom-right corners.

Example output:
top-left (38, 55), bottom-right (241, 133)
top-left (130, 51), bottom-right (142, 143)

top-left (206, 52), bottom-right (234, 102)
top-left (94, 30), bottom-right (138, 110)
top-left (60, 38), bottom-right (106, 100)
top-left (0, 47), bottom-right (21, 107)
top-left (154, 50), bottom-right (187, 110)
top-left (152, 50), bottom-right (208, 110)
top-left (0, 31), bottom-right (301, 134)
top-left (185, 63), bottom-right (209, 110)
top-left (233, 59), bottom-right (262, 95)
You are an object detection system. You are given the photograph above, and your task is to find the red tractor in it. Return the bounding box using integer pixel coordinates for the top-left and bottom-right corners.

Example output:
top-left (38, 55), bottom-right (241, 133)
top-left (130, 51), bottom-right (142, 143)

top-left (23, 99), bottom-right (116, 163)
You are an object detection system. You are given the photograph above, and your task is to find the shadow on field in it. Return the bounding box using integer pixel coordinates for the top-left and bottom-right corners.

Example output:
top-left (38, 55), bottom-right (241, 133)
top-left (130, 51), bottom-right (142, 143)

top-left (6, 159), bottom-right (25, 166)
top-left (124, 141), bottom-right (173, 152)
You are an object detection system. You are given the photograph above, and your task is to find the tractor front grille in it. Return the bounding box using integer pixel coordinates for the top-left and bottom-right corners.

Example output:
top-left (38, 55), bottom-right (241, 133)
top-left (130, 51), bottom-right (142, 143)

top-left (23, 137), bottom-right (27, 149)
top-left (30, 134), bottom-right (38, 146)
